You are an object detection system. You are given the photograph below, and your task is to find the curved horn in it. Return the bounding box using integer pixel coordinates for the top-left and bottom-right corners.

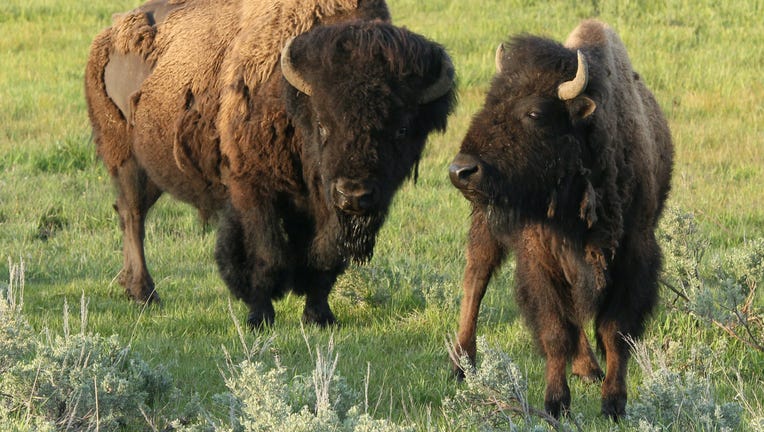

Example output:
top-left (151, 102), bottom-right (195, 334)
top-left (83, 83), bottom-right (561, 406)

top-left (557, 50), bottom-right (588, 100)
top-left (495, 43), bottom-right (505, 73)
top-left (419, 52), bottom-right (455, 104)
top-left (280, 37), bottom-right (313, 96)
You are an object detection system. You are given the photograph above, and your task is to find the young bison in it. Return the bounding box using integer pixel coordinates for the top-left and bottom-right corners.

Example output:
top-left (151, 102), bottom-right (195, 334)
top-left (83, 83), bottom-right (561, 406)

top-left (448, 20), bottom-right (673, 419)
top-left (85, 0), bottom-right (455, 327)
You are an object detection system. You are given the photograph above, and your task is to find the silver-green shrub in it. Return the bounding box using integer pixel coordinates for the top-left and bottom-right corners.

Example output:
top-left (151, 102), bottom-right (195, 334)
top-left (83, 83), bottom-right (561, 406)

top-left (442, 337), bottom-right (578, 432)
top-left (0, 260), bottom-right (183, 431)
top-left (209, 333), bottom-right (414, 432)
top-left (627, 337), bottom-right (742, 431)
top-left (658, 208), bottom-right (764, 350)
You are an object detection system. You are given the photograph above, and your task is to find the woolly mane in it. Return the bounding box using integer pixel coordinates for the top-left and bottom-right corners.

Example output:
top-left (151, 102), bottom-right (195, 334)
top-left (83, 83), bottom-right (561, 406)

top-left (285, 21), bottom-right (453, 132)
top-left (227, 0), bottom-right (377, 89)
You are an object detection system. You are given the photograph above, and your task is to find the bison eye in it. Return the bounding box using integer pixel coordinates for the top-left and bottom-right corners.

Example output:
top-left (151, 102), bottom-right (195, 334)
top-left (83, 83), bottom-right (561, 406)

top-left (395, 126), bottom-right (408, 140)
top-left (527, 111), bottom-right (541, 120)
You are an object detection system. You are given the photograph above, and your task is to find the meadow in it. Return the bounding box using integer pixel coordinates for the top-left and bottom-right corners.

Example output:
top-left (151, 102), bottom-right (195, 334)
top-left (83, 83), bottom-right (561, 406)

top-left (1, 0), bottom-right (763, 430)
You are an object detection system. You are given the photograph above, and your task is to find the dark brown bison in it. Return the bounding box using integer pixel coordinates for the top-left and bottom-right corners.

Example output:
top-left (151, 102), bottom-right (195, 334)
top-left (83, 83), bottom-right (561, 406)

top-left (448, 19), bottom-right (673, 419)
top-left (85, 0), bottom-right (455, 327)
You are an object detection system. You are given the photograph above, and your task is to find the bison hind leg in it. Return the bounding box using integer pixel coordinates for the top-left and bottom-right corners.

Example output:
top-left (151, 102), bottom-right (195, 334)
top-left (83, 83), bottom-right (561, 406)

top-left (597, 232), bottom-right (661, 420)
top-left (113, 157), bottom-right (163, 304)
top-left (571, 328), bottom-right (604, 383)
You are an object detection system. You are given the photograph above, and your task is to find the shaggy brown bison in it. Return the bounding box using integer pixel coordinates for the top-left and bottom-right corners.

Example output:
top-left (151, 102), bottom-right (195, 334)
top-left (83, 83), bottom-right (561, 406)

top-left (448, 20), bottom-right (673, 419)
top-left (85, 0), bottom-right (455, 327)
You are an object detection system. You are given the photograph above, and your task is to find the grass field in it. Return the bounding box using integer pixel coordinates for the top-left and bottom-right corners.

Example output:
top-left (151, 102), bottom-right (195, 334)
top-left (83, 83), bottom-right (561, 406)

top-left (1, 0), bottom-right (763, 430)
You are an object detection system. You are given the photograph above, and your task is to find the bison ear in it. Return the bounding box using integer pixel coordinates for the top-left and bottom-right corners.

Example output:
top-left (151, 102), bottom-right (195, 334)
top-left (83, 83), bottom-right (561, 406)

top-left (568, 95), bottom-right (597, 121)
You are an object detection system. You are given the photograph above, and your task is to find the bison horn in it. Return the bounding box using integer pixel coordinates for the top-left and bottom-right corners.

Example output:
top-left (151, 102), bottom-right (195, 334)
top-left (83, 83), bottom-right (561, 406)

top-left (495, 43), bottom-right (505, 73)
top-left (419, 52), bottom-right (455, 104)
top-left (281, 37), bottom-right (313, 96)
top-left (558, 50), bottom-right (588, 100)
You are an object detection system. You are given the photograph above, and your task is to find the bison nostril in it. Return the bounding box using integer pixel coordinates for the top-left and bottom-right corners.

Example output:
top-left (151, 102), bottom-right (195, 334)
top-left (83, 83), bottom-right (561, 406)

top-left (334, 181), bottom-right (377, 213)
top-left (356, 189), bottom-right (376, 209)
top-left (449, 163), bottom-right (480, 186)
top-left (458, 165), bottom-right (479, 180)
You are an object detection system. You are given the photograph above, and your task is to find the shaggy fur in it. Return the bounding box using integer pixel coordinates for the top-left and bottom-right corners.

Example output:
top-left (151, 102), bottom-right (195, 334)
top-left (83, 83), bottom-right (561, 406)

top-left (85, 0), bottom-right (455, 327)
top-left (449, 19), bottom-right (673, 420)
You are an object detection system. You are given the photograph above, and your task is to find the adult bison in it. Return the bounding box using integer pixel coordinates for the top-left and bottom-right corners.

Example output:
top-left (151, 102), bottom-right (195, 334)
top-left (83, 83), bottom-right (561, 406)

top-left (85, 0), bottom-right (455, 328)
top-left (448, 20), bottom-right (673, 419)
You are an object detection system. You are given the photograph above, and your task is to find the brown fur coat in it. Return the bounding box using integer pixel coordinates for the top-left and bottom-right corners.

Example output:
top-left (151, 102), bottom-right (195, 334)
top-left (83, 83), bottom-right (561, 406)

top-left (86, 0), bottom-right (388, 180)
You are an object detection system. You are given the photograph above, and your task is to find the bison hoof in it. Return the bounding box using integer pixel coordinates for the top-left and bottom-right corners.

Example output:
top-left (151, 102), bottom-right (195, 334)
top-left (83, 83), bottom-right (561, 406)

top-left (544, 389), bottom-right (571, 419)
top-left (302, 306), bottom-right (337, 328)
top-left (544, 399), bottom-right (571, 419)
top-left (601, 394), bottom-right (626, 421)
top-left (450, 357), bottom-right (476, 382)
top-left (120, 275), bottom-right (161, 305)
top-left (117, 268), bottom-right (161, 304)
top-left (138, 288), bottom-right (161, 305)
top-left (247, 303), bottom-right (276, 330)
top-left (451, 364), bottom-right (466, 382)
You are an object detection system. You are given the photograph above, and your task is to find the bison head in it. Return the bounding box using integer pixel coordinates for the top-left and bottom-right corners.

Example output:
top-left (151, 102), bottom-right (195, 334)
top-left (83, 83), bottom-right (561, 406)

top-left (281, 21), bottom-right (455, 263)
top-left (450, 36), bottom-right (599, 231)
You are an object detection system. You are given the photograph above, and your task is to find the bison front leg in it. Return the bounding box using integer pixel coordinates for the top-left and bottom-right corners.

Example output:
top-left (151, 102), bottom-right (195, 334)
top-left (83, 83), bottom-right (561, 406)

top-left (113, 157), bottom-right (163, 303)
top-left (215, 200), bottom-right (287, 329)
top-left (515, 250), bottom-right (576, 418)
top-left (596, 232), bottom-right (660, 420)
top-left (294, 267), bottom-right (343, 327)
top-left (452, 212), bottom-right (504, 377)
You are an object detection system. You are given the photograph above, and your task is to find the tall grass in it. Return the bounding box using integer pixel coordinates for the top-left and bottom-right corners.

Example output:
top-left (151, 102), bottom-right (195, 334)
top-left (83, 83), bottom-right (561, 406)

top-left (1, 0), bottom-right (763, 430)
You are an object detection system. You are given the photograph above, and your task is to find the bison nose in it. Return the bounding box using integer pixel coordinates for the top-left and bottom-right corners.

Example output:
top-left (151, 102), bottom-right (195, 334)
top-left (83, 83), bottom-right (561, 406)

top-left (333, 179), bottom-right (378, 214)
top-left (449, 153), bottom-right (481, 189)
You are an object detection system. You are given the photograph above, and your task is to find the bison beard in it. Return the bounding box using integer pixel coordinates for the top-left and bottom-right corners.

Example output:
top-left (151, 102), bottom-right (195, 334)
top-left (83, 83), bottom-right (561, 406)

top-left (336, 211), bottom-right (385, 264)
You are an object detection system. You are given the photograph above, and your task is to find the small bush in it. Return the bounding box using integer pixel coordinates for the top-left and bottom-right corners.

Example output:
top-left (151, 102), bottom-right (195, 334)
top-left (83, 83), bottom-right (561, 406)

top-left (0, 260), bottom-right (188, 431)
top-left (659, 208), bottom-right (764, 352)
top-left (627, 337), bottom-right (743, 431)
top-left (207, 331), bottom-right (414, 432)
top-left (2, 265), bottom-right (415, 431)
top-left (442, 337), bottom-right (579, 432)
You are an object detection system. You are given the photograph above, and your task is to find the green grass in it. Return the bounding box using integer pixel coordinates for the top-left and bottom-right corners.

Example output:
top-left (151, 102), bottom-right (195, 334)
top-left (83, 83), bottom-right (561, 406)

top-left (1, 0), bottom-right (763, 430)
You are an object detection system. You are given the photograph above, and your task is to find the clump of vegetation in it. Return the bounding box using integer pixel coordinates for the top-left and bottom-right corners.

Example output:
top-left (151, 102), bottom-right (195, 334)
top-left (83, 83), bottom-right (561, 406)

top-left (627, 336), bottom-right (742, 431)
top-left (441, 336), bottom-right (750, 432)
top-left (1, 261), bottom-right (415, 431)
top-left (443, 337), bottom-right (582, 432)
top-left (0, 260), bottom-right (186, 431)
top-left (659, 207), bottom-right (764, 352)
top-left (205, 317), bottom-right (414, 432)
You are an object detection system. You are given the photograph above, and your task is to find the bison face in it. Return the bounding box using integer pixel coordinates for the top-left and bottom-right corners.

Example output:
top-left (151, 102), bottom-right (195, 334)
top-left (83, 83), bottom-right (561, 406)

top-left (282, 22), bottom-right (455, 262)
top-left (450, 37), bottom-right (598, 230)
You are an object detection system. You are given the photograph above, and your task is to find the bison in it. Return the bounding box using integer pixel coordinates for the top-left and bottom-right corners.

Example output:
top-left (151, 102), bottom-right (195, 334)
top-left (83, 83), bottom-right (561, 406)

top-left (85, 0), bottom-right (455, 328)
top-left (448, 20), bottom-right (673, 419)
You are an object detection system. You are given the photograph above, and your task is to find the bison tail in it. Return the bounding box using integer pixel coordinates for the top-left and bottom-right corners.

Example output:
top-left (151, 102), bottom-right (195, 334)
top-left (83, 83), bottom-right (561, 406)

top-left (84, 29), bottom-right (132, 174)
